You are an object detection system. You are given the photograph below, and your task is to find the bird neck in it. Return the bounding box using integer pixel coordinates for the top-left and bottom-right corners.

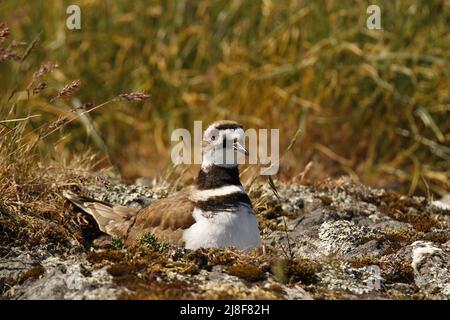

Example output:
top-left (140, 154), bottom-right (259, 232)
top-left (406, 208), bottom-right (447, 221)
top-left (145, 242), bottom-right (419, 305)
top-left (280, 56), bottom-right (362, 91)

top-left (196, 165), bottom-right (242, 190)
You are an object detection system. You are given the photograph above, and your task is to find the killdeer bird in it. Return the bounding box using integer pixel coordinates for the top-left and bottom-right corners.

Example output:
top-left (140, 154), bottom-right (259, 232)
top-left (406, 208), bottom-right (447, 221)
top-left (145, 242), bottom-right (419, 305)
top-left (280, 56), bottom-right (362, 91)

top-left (64, 120), bottom-right (261, 251)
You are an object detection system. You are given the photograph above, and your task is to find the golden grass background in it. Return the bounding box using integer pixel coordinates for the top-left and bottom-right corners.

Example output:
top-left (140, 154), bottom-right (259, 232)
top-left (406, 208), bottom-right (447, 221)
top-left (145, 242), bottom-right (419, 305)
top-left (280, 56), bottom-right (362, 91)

top-left (0, 0), bottom-right (449, 196)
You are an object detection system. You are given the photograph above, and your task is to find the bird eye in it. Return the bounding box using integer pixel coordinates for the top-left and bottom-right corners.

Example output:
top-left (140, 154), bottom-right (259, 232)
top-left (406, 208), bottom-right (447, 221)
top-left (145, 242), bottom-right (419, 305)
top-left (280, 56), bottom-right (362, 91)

top-left (211, 135), bottom-right (216, 141)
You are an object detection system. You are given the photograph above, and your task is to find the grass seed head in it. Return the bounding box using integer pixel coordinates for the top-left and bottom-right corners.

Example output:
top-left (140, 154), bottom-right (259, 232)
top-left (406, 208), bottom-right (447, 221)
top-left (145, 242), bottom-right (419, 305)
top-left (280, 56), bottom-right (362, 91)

top-left (51, 80), bottom-right (81, 102)
top-left (119, 91), bottom-right (150, 102)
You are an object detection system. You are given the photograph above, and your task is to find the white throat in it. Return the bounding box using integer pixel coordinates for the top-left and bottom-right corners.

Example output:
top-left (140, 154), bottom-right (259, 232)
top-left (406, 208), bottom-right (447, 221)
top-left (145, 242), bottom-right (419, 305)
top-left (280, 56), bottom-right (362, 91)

top-left (201, 149), bottom-right (240, 170)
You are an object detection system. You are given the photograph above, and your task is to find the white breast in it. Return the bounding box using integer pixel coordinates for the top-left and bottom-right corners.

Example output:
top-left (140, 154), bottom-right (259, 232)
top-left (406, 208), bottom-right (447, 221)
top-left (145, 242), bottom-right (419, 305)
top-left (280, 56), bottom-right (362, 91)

top-left (182, 205), bottom-right (261, 251)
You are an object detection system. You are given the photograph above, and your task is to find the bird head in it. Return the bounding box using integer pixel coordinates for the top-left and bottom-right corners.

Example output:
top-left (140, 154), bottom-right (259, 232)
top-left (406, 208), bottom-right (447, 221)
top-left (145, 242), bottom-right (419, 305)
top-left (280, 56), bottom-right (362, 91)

top-left (201, 120), bottom-right (248, 169)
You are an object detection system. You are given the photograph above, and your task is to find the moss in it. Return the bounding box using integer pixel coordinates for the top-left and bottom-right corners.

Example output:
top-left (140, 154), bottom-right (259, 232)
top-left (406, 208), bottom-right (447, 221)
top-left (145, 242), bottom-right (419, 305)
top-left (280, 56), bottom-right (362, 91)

top-left (197, 248), bottom-right (239, 267)
top-left (113, 274), bottom-right (143, 288)
top-left (307, 286), bottom-right (351, 300)
top-left (0, 204), bottom-right (88, 251)
top-left (402, 215), bottom-right (437, 233)
top-left (289, 259), bottom-right (321, 285)
top-left (387, 289), bottom-right (423, 300)
top-left (382, 261), bottom-right (415, 284)
top-left (99, 247), bottom-right (197, 299)
top-left (88, 244), bottom-right (199, 293)
top-left (138, 233), bottom-right (171, 252)
top-left (18, 265), bottom-right (45, 285)
top-left (379, 191), bottom-right (436, 232)
top-left (107, 263), bottom-right (138, 277)
top-left (0, 277), bottom-right (16, 296)
top-left (185, 251), bottom-right (209, 269)
top-left (262, 203), bottom-right (283, 220)
top-left (36, 224), bottom-right (72, 246)
top-left (228, 263), bottom-right (266, 282)
top-left (179, 262), bottom-right (200, 275)
top-left (118, 278), bottom-right (195, 300)
top-left (91, 245), bottom-right (199, 299)
top-left (262, 283), bottom-right (285, 299)
top-left (346, 256), bottom-right (380, 268)
top-left (272, 258), bottom-right (320, 285)
top-left (383, 228), bottom-right (421, 244)
top-left (87, 250), bottom-right (126, 265)
top-left (423, 231), bottom-right (450, 244)
top-left (318, 195), bottom-right (333, 206)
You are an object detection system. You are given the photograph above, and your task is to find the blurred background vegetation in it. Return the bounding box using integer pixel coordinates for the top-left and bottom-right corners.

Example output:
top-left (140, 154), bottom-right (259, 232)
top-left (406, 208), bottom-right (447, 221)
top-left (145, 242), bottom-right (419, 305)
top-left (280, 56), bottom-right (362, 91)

top-left (0, 0), bottom-right (449, 196)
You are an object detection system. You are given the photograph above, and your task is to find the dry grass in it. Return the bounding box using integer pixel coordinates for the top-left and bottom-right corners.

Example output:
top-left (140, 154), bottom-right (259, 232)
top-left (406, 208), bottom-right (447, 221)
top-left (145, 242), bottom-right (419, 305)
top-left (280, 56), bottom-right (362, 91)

top-left (0, 23), bottom-right (133, 248)
top-left (1, 1), bottom-right (448, 195)
top-left (0, 15), bottom-right (159, 250)
top-left (0, 113), bottom-right (103, 248)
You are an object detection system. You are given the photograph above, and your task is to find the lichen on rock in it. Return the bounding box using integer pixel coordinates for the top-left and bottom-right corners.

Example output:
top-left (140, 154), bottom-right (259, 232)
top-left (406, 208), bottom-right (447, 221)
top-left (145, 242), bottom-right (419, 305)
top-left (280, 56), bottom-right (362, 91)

top-left (1, 177), bottom-right (449, 299)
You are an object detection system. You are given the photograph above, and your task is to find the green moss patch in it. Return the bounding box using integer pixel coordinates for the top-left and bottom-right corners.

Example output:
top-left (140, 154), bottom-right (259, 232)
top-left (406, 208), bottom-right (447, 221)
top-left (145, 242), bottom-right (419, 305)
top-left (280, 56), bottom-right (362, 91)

top-left (138, 233), bottom-right (171, 252)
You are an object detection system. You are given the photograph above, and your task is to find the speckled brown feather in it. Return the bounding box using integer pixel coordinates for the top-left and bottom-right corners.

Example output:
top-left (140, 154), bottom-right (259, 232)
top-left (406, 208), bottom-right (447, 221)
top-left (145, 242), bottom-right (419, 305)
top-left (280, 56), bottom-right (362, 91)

top-left (124, 188), bottom-right (195, 245)
top-left (63, 191), bottom-right (135, 237)
top-left (63, 189), bottom-right (195, 246)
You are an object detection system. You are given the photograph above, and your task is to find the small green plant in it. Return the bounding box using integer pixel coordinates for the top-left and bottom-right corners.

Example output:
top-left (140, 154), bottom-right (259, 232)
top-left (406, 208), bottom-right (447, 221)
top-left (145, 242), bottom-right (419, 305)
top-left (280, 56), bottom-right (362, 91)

top-left (138, 233), bottom-right (170, 252)
top-left (111, 236), bottom-right (123, 250)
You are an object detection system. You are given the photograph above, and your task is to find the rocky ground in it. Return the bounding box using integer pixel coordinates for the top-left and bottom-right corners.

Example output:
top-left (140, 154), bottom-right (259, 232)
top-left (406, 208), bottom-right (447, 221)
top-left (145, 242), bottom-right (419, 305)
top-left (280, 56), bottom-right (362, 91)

top-left (1, 177), bottom-right (449, 300)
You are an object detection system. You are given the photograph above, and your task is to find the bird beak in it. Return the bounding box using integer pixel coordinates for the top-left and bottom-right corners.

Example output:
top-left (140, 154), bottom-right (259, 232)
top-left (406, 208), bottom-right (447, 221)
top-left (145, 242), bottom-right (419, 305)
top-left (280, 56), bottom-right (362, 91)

top-left (233, 141), bottom-right (249, 155)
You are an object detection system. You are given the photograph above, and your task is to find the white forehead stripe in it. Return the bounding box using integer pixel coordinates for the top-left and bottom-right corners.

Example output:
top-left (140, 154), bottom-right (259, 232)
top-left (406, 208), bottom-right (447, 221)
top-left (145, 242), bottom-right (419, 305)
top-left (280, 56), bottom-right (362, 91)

top-left (190, 185), bottom-right (245, 201)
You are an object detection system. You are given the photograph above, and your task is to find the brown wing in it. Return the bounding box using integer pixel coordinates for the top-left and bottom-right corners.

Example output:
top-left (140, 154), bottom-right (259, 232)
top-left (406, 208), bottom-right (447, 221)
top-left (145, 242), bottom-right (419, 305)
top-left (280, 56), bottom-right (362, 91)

top-left (63, 190), bottom-right (136, 239)
top-left (125, 188), bottom-right (195, 246)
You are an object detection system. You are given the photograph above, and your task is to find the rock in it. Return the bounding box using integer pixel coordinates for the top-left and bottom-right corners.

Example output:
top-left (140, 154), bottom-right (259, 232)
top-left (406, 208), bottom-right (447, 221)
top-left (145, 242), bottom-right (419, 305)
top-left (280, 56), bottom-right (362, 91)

top-left (280, 284), bottom-right (313, 300)
top-left (14, 262), bottom-right (121, 300)
top-left (2, 177), bottom-right (449, 300)
top-left (432, 194), bottom-right (450, 211)
top-left (317, 262), bottom-right (382, 296)
top-left (87, 182), bottom-right (163, 209)
top-left (291, 209), bottom-right (326, 230)
top-left (0, 247), bottom-right (124, 300)
top-left (410, 241), bottom-right (450, 297)
top-left (343, 240), bottom-right (384, 259)
top-left (376, 220), bottom-right (413, 231)
top-left (379, 240), bottom-right (450, 298)
top-left (318, 220), bottom-right (377, 256)
top-left (193, 270), bottom-right (312, 300)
